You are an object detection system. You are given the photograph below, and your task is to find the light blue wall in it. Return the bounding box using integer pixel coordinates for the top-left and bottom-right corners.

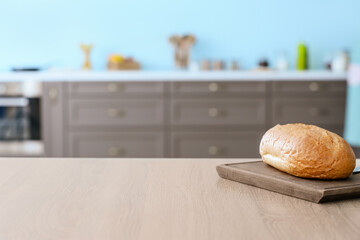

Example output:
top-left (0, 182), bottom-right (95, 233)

top-left (0, 0), bottom-right (359, 71)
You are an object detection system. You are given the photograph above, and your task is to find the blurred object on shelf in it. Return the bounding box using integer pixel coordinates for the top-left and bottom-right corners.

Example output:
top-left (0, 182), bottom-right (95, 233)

top-left (230, 61), bottom-right (240, 70)
top-left (332, 50), bottom-right (349, 73)
top-left (12, 67), bottom-right (41, 72)
top-left (258, 58), bottom-right (269, 68)
top-left (189, 61), bottom-right (200, 71)
top-left (297, 43), bottom-right (308, 70)
top-left (323, 54), bottom-right (333, 70)
top-left (169, 34), bottom-right (196, 69)
top-left (201, 60), bottom-right (211, 70)
top-left (212, 60), bottom-right (224, 70)
top-left (80, 43), bottom-right (93, 70)
top-left (253, 58), bottom-right (271, 71)
top-left (275, 53), bottom-right (289, 71)
top-left (107, 54), bottom-right (141, 70)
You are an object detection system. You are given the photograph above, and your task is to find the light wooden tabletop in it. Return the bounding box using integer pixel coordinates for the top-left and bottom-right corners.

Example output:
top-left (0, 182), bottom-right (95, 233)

top-left (0, 158), bottom-right (359, 240)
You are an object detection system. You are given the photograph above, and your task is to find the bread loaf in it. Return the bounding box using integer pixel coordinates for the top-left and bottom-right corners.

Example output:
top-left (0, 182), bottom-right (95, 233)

top-left (259, 124), bottom-right (356, 179)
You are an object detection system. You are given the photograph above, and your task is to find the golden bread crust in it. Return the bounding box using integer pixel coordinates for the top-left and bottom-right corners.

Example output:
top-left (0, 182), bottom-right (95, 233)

top-left (259, 124), bottom-right (356, 179)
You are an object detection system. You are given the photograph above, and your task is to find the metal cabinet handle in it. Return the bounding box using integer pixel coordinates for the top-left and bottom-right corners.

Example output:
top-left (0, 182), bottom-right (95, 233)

top-left (108, 147), bottom-right (125, 157)
top-left (208, 108), bottom-right (220, 117)
top-left (48, 88), bottom-right (58, 103)
top-left (309, 82), bottom-right (319, 92)
top-left (208, 146), bottom-right (219, 156)
top-left (107, 108), bottom-right (125, 118)
top-left (107, 83), bottom-right (123, 92)
top-left (208, 82), bottom-right (219, 92)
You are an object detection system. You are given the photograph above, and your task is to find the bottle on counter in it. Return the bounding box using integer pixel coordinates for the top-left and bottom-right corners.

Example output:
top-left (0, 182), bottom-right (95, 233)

top-left (296, 43), bottom-right (308, 70)
top-left (275, 52), bottom-right (289, 71)
top-left (332, 50), bottom-right (350, 73)
top-left (231, 60), bottom-right (240, 71)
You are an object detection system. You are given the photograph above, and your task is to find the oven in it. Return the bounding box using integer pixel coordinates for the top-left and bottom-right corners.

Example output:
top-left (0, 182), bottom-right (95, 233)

top-left (0, 82), bottom-right (43, 156)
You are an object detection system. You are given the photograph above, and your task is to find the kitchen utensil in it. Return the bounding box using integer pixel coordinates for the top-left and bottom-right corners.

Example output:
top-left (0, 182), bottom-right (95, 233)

top-left (217, 161), bottom-right (360, 203)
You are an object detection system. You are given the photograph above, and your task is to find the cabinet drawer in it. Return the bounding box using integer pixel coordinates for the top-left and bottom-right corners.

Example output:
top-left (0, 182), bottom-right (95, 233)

top-left (172, 132), bottom-right (263, 158)
top-left (171, 81), bottom-right (266, 97)
top-left (69, 132), bottom-right (164, 157)
top-left (69, 99), bottom-right (164, 127)
top-left (69, 82), bottom-right (164, 98)
top-left (171, 99), bottom-right (266, 126)
top-left (273, 81), bottom-right (346, 96)
top-left (272, 99), bottom-right (345, 125)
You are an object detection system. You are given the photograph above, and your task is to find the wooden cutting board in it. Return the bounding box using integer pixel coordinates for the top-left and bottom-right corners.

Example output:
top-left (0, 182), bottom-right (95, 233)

top-left (217, 161), bottom-right (360, 203)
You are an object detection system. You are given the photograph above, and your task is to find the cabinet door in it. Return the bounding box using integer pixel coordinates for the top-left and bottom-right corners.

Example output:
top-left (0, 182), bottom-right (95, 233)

top-left (42, 82), bottom-right (67, 157)
top-left (272, 98), bottom-right (345, 126)
top-left (69, 82), bottom-right (164, 98)
top-left (171, 81), bottom-right (266, 97)
top-left (69, 132), bottom-right (165, 158)
top-left (171, 132), bottom-right (263, 158)
top-left (272, 81), bottom-right (346, 97)
top-left (68, 99), bottom-right (164, 127)
top-left (171, 99), bottom-right (266, 127)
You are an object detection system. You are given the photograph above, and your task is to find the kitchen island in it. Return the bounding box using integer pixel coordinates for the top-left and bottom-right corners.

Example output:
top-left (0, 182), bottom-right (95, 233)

top-left (0, 157), bottom-right (359, 240)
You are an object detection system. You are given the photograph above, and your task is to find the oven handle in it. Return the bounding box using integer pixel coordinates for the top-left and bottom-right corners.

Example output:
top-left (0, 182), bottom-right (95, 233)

top-left (0, 97), bottom-right (29, 107)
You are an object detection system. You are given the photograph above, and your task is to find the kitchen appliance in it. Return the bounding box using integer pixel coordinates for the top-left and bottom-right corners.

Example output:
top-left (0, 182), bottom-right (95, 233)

top-left (0, 82), bottom-right (43, 156)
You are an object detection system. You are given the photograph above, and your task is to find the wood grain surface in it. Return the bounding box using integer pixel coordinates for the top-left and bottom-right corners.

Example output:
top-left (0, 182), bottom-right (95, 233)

top-left (0, 158), bottom-right (359, 240)
top-left (217, 161), bottom-right (360, 203)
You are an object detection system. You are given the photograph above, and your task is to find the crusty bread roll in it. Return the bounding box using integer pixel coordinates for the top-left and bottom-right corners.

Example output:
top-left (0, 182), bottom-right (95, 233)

top-left (259, 124), bottom-right (356, 179)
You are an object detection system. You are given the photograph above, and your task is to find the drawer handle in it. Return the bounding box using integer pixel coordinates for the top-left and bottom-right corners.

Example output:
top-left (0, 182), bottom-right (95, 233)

top-left (107, 83), bottom-right (123, 92)
top-left (309, 82), bottom-right (319, 92)
top-left (48, 88), bottom-right (58, 103)
top-left (108, 147), bottom-right (125, 157)
top-left (208, 108), bottom-right (220, 117)
top-left (107, 108), bottom-right (125, 118)
top-left (208, 146), bottom-right (219, 156)
top-left (208, 83), bottom-right (219, 92)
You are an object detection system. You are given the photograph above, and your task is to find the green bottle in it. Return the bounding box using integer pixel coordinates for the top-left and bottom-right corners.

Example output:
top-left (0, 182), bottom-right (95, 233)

top-left (297, 43), bottom-right (308, 70)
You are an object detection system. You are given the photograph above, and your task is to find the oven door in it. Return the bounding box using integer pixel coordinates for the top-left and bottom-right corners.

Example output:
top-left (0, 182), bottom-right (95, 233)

top-left (0, 97), bottom-right (41, 140)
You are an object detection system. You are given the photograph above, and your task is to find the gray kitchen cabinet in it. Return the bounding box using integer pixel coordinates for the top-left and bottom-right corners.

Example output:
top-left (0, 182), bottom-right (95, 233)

top-left (42, 82), bottom-right (67, 157)
top-left (171, 99), bottom-right (266, 127)
top-left (271, 80), bottom-right (346, 135)
top-left (42, 80), bottom-right (347, 158)
top-left (68, 99), bottom-right (164, 127)
top-left (273, 99), bottom-right (345, 126)
top-left (171, 81), bottom-right (266, 97)
top-left (69, 132), bottom-right (165, 158)
top-left (272, 81), bottom-right (346, 97)
top-left (68, 82), bottom-right (164, 98)
top-left (171, 132), bottom-right (263, 158)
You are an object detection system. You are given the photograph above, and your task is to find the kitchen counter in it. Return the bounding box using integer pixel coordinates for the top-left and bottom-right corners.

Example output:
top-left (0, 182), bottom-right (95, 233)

top-left (0, 70), bottom-right (347, 82)
top-left (0, 158), bottom-right (359, 240)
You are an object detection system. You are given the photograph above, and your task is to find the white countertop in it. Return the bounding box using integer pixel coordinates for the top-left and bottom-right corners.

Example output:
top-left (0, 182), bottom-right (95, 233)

top-left (0, 70), bottom-right (347, 82)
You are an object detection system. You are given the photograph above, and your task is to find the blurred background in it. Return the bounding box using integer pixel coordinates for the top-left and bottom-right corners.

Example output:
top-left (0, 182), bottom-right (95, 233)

top-left (0, 0), bottom-right (359, 70)
top-left (0, 0), bottom-right (359, 159)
